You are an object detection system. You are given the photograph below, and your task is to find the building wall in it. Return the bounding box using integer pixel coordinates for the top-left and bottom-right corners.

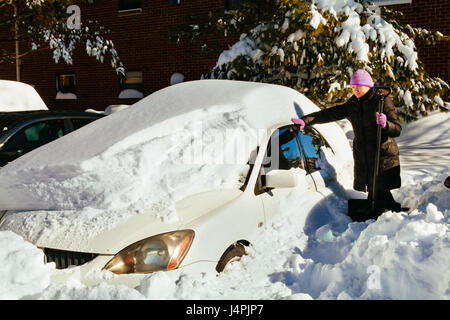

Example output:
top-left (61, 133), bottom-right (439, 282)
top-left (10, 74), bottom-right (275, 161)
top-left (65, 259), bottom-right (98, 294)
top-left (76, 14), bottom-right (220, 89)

top-left (390, 0), bottom-right (450, 86)
top-left (0, 0), bottom-right (236, 111)
top-left (0, 0), bottom-right (448, 111)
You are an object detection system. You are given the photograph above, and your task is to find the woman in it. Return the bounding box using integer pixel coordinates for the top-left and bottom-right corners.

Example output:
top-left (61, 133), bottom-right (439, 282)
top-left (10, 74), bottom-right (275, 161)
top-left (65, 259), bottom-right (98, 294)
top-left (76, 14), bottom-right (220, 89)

top-left (291, 69), bottom-right (402, 215)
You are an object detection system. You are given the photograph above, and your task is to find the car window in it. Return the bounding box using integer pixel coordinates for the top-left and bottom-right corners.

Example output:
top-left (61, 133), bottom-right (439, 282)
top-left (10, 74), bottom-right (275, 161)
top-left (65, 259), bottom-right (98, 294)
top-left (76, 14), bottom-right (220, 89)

top-left (263, 125), bottom-right (332, 174)
top-left (4, 119), bottom-right (66, 152)
top-left (24, 122), bottom-right (46, 141)
top-left (263, 125), bottom-right (305, 173)
top-left (70, 118), bottom-right (97, 131)
top-left (296, 126), bottom-right (332, 173)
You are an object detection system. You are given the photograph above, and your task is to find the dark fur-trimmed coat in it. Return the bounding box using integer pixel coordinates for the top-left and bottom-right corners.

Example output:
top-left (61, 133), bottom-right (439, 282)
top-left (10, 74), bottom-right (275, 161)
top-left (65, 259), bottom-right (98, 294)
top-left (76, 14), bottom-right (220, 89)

top-left (302, 88), bottom-right (402, 192)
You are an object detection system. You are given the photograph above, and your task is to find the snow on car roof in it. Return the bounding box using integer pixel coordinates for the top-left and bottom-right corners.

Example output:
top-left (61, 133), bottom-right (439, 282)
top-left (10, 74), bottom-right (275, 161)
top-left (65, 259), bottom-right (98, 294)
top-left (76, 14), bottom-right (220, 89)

top-left (0, 80), bottom-right (48, 112)
top-left (130, 79), bottom-right (320, 131)
top-left (1, 80), bottom-right (319, 170)
top-left (0, 80), bottom-right (320, 214)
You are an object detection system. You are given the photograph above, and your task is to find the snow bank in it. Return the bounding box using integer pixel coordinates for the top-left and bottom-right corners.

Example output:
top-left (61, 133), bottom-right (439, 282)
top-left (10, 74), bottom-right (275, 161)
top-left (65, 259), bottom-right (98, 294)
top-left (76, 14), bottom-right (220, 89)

top-left (170, 73), bottom-right (185, 86)
top-left (2, 165), bottom-right (446, 300)
top-left (56, 92), bottom-right (77, 100)
top-left (0, 231), bottom-right (54, 299)
top-left (0, 80), bottom-right (48, 111)
top-left (118, 89), bottom-right (143, 99)
top-left (396, 111), bottom-right (449, 172)
top-left (309, 204), bottom-right (449, 299)
top-left (1, 201), bottom-right (447, 300)
top-left (85, 104), bottom-right (131, 115)
top-left (40, 281), bottom-right (146, 300)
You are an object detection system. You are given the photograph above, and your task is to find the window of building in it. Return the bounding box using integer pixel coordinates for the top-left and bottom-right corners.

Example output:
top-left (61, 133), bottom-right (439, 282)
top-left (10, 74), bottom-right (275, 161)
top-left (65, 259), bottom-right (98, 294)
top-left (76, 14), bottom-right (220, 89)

top-left (56, 73), bottom-right (75, 93)
top-left (120, 70), bottom-right (143, 91)
top-left (119, 0), bottom-right (142, 11)
top-left (225, 0), bottom-right (244, 10)
top-left (119, 70), bottom-right (144, 99)
top-left (56, 73), bottom-right (76, 99)
top-left (168, 0), bottom-right (180, 5)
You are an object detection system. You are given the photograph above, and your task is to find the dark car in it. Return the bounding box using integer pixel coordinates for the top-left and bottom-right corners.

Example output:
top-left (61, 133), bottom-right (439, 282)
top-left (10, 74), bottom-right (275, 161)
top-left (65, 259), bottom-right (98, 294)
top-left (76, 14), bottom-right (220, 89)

top-left (0, 111), bottom-right (104, 167)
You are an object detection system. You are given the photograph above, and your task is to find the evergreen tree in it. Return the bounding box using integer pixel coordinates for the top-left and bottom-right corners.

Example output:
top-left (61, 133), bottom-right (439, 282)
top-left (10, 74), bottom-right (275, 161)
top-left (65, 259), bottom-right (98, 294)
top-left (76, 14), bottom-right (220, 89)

top-left (0, 0), bottom-right (123, 81)
top-left (172, 0), bottom-right (449, 121)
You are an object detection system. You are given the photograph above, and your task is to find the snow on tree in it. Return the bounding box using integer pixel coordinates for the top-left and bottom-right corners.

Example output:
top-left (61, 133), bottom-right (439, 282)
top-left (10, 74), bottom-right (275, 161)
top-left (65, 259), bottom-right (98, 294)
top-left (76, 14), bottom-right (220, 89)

top-left (0, 0), bottom-right (124, 80)
top-left (172, 0), bottom-right (449, 121)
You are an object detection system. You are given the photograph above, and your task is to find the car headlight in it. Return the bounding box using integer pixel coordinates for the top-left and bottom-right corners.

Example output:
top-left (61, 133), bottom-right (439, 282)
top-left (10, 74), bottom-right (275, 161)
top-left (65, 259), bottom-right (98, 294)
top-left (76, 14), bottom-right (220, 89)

top-left (103, 229), bottom-right (194, 274)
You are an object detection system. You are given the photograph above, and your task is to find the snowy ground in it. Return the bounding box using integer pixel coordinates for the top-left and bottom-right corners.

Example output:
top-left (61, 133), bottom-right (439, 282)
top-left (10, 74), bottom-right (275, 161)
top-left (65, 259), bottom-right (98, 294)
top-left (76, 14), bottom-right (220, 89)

top-left (0, 110), bottom-right (448, 300)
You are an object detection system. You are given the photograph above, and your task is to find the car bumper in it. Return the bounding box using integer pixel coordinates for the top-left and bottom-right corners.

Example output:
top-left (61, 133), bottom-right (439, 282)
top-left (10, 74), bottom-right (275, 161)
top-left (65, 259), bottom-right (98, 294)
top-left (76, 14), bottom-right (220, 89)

top-left (48, 255), bottom-right (216, 288)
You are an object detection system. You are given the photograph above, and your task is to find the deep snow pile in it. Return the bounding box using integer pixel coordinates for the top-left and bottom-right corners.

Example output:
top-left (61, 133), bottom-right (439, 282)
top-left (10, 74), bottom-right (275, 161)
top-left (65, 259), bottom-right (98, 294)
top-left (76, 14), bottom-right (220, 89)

top-left (0, 109), bottom-right (448, 300)
top-left (0, 231), bottom-right (53, 299)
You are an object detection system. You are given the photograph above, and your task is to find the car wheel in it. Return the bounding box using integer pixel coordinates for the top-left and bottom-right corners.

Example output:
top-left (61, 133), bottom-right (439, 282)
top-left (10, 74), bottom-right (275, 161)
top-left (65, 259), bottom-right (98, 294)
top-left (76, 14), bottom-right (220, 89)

top-left (216, 241), bottom-right (248, 273)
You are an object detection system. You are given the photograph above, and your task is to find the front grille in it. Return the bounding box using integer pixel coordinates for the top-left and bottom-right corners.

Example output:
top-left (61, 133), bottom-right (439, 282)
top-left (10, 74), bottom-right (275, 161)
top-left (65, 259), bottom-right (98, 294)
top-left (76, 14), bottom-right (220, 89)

top-left (43, 248), bottom-right (98, 269)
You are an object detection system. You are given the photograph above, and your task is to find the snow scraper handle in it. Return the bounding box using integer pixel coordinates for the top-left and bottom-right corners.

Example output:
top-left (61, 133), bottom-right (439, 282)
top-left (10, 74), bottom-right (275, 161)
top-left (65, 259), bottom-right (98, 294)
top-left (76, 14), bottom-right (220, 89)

top-left (371, 86), bottom-right (392, 204)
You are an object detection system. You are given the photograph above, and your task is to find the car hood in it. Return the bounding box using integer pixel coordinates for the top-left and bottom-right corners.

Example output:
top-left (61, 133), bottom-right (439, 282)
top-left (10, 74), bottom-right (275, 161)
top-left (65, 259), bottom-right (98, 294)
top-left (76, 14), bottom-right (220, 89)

top-left (0, 189), bottom-right (242, 254)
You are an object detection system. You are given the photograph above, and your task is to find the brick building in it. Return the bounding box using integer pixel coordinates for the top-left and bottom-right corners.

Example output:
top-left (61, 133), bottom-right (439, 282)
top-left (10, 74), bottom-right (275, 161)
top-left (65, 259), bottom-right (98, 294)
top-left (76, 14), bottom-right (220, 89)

top-left (389, 0), bottom-right (450, 87)
top-left (0, 0), bottom-right (448, 112)
top-left (0, 0), bottom-right (235, 111)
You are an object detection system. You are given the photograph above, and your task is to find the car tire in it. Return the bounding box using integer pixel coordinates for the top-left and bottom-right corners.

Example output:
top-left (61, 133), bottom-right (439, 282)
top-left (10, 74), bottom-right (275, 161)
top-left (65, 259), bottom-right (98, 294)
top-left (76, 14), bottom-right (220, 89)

top-left (444, 176), bottom-right (450, 189)
top-left (216, 241), bottom-right (248, 273)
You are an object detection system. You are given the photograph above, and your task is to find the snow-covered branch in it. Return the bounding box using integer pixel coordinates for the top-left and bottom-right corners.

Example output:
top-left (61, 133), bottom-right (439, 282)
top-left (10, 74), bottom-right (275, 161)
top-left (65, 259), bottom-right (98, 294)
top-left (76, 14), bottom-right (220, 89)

top-left (195, 0), bottom-right (449, 120)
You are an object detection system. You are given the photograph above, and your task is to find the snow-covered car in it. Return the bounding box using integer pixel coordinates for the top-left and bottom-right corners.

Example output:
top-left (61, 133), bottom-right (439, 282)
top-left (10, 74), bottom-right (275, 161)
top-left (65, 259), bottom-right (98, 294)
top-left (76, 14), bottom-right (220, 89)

top-left (0, 111), bottom-right (105, 167)
top-left (0, 80), bottom-right (48, 112)
top-left (0, 80), bottom-right (353, 287)
top-left (0, 80), bottom-right (104, 166)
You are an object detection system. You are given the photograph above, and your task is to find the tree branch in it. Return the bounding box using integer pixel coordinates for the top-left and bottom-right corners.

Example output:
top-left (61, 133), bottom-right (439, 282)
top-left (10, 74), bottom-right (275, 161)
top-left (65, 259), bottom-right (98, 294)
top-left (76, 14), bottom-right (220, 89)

top-left (0, 34), bottom-right (33, 43)
top-left (18, 45), bottom-right (50, 59)
top-left (0, 1), bottom-right (9, 10)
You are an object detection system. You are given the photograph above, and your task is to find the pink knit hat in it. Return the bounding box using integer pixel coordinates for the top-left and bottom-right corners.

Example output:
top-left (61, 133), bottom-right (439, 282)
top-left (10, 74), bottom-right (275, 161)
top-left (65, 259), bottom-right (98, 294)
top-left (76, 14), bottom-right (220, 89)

top-left (350, 69), bottom-right (374, 88)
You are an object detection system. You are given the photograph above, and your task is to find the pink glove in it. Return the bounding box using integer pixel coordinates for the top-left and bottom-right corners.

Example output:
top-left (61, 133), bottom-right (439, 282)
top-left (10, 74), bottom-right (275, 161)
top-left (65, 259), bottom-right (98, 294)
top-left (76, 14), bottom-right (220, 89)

top-left (376, 112), bottom-right (387, 128)
top-left (291, 118), bottom-right (305, 130)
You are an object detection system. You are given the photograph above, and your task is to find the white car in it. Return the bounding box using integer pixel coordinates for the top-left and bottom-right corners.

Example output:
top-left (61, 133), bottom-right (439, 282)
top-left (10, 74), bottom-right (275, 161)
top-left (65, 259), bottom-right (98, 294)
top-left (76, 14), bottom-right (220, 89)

top-left (0, 80), bottom-right (353, 287)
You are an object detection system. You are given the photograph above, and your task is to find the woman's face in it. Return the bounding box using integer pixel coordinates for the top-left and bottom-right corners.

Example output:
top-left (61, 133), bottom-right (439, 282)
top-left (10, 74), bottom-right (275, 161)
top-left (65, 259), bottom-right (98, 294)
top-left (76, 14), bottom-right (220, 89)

top-left (352, 85), bottom-right (371, 98)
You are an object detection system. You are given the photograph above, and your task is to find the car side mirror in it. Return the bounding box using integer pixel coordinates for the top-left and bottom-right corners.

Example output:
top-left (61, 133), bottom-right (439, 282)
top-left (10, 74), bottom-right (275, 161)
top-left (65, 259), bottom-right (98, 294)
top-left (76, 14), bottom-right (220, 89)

top-left (264, 169), bottom-right (298, 189)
